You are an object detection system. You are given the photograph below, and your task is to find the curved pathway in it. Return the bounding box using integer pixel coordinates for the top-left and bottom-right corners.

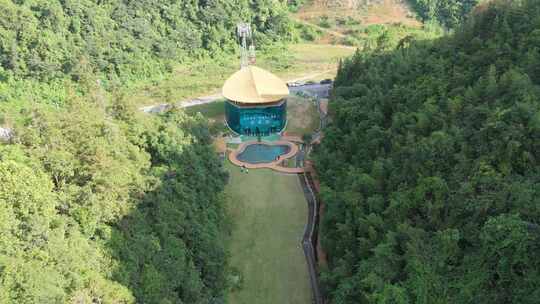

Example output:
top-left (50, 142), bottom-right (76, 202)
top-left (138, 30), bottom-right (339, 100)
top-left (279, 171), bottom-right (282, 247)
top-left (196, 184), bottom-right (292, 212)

top-left (292, 17), bottom-right (347, 39)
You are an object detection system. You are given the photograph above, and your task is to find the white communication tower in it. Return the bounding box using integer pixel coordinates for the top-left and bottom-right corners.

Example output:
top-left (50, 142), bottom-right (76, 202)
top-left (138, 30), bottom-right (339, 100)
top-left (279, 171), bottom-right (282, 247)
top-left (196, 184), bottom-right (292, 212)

top-left (237, 23), bottom-right (256, 68)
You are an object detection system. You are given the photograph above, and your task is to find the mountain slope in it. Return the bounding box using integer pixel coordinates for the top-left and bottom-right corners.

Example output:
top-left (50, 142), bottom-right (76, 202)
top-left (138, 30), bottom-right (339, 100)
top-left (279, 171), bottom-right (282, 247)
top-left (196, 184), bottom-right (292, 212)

top-left (0, 0), bottom-right (293, 104)
top-left (314, 1), bottom-right (540, 303)
top-left (0, 1), bottom-right (282, 302)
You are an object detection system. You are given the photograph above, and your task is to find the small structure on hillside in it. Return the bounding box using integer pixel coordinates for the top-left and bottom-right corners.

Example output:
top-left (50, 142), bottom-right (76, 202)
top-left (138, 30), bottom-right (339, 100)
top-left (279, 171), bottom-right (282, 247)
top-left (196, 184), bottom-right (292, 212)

top-left (0, 127), bottom-right (13, 142)
top-left (223, 23), bottom-right (289, 136)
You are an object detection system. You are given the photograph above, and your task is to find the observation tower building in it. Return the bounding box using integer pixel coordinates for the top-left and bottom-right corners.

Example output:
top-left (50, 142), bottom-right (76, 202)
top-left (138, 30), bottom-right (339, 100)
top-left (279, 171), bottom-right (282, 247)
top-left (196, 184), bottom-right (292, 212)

top-left (223, 22), bottom-right (289, 136)
top-left (222, 65), bottom-right (289, 136)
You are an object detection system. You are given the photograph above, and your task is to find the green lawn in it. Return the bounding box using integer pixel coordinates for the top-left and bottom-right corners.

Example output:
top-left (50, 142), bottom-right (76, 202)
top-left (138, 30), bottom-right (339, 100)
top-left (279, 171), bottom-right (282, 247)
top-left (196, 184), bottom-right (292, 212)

top-left (225, 162), bottom-right (311, 304)
top-left (184, 99), bottom-right (226, 119)
top-left (286, 95), bottom-right (320, 136)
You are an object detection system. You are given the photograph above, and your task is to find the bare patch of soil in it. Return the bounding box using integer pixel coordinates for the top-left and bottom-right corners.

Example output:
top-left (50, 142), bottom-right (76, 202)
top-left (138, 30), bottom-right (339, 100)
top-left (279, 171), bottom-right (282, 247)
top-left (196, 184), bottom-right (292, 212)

top-left (296, 0), bottom-right (420, 31)
top-left (362, 0), bottom-right (421, 26)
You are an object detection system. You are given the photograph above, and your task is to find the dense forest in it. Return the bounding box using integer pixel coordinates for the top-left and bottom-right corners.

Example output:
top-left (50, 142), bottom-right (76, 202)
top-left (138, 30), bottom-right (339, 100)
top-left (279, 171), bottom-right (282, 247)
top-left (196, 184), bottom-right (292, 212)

top-left (5, 0), bottom-right (540, 303)
top-left (0, 0), bottom-right (294, 105)
top-left (0, 0), bottom-right (294, 302)
top-left (408, 0), bottom-right (480, 28)
top-left (1, 97), bottom-right (230, 303)
top-left (315, 0), bottom-right (540, 303)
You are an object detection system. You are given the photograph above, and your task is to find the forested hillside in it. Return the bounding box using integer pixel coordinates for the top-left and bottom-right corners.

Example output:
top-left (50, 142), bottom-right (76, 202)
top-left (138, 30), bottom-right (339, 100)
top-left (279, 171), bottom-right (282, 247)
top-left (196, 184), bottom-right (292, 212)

top-left (0, 0), bottom-right (283, 302)
top-left (1, 96), bottom-right (230, 303)
top-left (315, 1), bottom-right (540, 303)
top-left (408, 0), bottom-right (479, 28)
top-left (0, 0), bottom-right (293, 104)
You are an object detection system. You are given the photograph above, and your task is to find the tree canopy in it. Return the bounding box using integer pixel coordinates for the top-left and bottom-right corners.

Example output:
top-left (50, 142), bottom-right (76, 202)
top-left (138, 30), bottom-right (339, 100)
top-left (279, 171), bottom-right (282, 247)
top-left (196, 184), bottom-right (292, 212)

top-left (0, 1), bottom-right (300, 302)
top-left (0, 0), bottom-right (293, 80)
top-left (0, 93), bottom-right (230, 303)
top-left (408, 0), bottom-right (480, 28)
top-left (0, 0), bottom-right (295, 105)
top-left (314, 1), bottom-right (540, 303)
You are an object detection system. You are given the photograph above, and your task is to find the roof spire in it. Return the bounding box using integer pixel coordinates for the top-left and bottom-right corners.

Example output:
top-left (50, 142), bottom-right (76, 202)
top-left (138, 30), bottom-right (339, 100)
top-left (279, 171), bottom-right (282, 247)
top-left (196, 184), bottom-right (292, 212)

top-left (237, 23), bottom-right (255, 68)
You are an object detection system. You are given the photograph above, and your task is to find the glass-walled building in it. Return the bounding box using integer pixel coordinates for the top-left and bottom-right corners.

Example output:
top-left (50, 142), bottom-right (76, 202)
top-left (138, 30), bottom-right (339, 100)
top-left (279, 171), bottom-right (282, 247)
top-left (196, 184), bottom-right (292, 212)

top-left (225, 100), bottom-right (286, 136)
top-left (222, 66), bottom-right (289, 136)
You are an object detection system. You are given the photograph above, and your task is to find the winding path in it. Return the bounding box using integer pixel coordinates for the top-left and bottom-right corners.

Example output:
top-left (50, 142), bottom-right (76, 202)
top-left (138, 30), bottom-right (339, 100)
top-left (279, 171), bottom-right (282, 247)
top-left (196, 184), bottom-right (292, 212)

top-left (292, 17), bottom-right (348, 39)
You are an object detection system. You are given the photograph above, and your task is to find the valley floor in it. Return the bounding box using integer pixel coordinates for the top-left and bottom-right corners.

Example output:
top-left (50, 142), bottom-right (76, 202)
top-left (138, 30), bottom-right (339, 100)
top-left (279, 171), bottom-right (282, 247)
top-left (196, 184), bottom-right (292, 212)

top-left (131, 43), bottom-right (354, 108)
top-left (225, 162), bottom-right (311, 304)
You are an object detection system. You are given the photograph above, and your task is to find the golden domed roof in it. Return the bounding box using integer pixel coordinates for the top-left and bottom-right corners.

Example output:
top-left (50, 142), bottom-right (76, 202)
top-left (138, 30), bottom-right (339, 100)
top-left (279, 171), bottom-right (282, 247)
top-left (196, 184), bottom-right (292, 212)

top-left (222, 66), bottom-right (289, 104)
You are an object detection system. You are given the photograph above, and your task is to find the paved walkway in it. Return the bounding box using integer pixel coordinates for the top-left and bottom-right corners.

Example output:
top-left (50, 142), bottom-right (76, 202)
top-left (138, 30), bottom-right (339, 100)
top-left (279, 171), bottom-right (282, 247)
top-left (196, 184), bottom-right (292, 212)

top-left (281, 134), bottom-right (304, 143)
top-left (288, 70), bottom-right (334, 83)
top-left (299, 172), bottom-right (324, 304)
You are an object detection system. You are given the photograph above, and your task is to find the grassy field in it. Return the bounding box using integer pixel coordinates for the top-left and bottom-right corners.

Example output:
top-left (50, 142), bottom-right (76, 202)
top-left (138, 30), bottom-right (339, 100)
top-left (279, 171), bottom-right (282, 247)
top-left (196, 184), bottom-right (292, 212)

top-left (286, 95), bottom-right (320, 136)
top-left (131, 43), bottom-right (355, 107)
top-left (225, 162), bottom-right (311, 304)
top-left (277, 43), bottom-right (354, 81)
top-left (184, 99), bottom-right (226, 119)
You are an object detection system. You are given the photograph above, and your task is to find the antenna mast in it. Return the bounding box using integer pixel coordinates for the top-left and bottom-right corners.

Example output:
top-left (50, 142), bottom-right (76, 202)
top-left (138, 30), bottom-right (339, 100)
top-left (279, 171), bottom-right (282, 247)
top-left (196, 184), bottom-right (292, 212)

top-left (237, 23), bottom-right (256, 68)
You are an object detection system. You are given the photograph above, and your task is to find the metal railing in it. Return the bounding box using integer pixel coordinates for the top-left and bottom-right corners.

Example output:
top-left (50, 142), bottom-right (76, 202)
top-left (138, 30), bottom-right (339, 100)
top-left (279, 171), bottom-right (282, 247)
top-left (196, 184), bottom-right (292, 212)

top-left (299, 172), bottom-right (324, 304)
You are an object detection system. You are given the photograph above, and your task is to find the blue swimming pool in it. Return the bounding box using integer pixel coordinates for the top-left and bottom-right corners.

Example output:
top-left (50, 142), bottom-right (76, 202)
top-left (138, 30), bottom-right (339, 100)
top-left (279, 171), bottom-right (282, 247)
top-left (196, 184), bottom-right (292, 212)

top-left (237, 144), bottom-right (291, 164)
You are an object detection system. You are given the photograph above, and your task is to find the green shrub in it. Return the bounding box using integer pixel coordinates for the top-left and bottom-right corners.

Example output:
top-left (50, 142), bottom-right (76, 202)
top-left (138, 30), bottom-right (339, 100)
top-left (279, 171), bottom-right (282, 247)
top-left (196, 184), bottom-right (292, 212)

top-left (318, 16), bottom-right (332, 29)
